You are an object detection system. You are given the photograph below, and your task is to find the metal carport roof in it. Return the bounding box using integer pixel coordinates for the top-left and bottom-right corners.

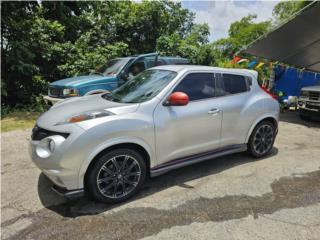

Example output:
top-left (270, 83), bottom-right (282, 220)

top-left (241, 2), bottom-right (320, 72)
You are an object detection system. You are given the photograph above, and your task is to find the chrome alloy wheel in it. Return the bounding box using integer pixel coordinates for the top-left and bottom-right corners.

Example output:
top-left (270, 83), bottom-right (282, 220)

top-left (96, 155), bottom-right (141, 199)
top-left (253, 124), bottom-right (274, 155)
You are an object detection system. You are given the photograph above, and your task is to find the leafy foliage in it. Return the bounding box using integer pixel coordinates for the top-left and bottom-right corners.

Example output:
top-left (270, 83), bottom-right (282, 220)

top-left (211, 15), bottom-right (271, 62)
top-left (1, 1), bottom-right (196, 108)
top-left (1, 0), bottom-right (310, 115)
top-left (272, 0), bottom-right (310, 23)
top-left (156, 24), bottom-right (215, 65)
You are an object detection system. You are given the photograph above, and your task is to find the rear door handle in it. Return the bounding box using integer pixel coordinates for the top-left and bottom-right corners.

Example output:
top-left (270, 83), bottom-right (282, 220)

top-left (208, 108), bottom-right (220, 114)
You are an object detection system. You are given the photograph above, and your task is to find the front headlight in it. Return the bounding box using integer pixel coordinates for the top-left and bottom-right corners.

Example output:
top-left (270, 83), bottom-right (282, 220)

top-left (58, 110), bottom-right (114, 125)
top-left (63, 88), bottom-right (78, 96)
top-left (300, 91), bottom-right (308, 97)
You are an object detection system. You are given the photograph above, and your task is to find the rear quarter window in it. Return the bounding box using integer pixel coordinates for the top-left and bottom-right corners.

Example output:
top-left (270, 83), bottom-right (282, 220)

top-left (220, 74), bottom-right (249, 95)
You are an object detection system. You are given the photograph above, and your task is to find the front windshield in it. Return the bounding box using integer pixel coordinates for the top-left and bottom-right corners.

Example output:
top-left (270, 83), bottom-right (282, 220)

top-left (103, 69), bottom-right (177, 103)
top-left (95, 58), bottom-right (130, 76)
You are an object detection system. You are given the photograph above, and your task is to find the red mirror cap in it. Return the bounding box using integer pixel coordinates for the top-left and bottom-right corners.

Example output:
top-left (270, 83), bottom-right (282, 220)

top-left (169, 92), bottom-right (189, 106)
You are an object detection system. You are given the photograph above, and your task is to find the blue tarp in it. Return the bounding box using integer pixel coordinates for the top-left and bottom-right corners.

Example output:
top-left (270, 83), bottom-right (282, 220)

top-left (273, 66), bottom-right (320, 98)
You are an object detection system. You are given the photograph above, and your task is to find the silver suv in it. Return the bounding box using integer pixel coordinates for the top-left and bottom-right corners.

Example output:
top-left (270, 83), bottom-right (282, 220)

top-left (29, 65), bottom-right (279, 203)
top-left (298, 85), bottom-right (320, 120)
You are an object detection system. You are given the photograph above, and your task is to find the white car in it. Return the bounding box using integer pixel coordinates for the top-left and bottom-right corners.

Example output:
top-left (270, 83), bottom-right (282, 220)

top-left (29, 65), bottom-right (279, 203)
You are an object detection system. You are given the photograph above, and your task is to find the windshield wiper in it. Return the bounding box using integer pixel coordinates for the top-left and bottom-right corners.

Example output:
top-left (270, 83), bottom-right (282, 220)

top-left (102, 92), bottom-right (121, 102)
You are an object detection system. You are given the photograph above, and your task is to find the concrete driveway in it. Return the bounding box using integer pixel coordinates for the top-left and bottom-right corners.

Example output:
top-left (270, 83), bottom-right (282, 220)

top-left (1, 111), bottom-right (320, 240)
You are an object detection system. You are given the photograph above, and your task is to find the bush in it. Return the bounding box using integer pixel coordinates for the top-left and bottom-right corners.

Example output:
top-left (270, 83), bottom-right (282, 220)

top-left (1, 94), bottom-right (48, 118)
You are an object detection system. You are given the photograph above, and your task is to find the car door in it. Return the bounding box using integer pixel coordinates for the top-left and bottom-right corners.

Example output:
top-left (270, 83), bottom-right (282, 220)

top-left (214, 72), bottom-right (252, 147)
top-left (153, 72), bottom-right (223, 166)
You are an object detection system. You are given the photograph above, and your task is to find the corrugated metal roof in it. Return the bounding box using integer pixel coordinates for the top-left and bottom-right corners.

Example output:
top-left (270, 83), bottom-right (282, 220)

top-left (242, 2), bottom-right (320, 72)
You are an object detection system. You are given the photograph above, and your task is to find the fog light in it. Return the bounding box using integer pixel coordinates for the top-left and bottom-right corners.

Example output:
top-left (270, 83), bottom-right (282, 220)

top-left (49, 139), bottom-right (55, 152)
top-left (35, 135), bottom-right (65, 158)
top-left (36, 138), bottom-right (52, 158)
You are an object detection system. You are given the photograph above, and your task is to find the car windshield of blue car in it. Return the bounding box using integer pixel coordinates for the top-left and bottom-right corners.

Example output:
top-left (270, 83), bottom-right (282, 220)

top-left (103, 70), bottom-right (177, 103)
top-left (96, 58), bottom-right (131, 76)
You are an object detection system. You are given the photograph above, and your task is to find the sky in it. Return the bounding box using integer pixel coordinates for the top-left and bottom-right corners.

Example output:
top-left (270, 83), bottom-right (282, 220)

top-left (181, 0), bottom-right (280, 41)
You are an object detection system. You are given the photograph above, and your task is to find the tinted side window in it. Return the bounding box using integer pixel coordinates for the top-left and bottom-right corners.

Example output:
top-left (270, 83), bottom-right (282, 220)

top-left (221, 74), bottom-right (248, 94)
top-left (174, 73), bottom-right (214, 101)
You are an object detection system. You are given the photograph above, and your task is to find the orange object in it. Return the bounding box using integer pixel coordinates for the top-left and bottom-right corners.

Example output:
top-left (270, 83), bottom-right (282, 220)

top-left (68, 115), bottom-right (87, 123)
top-left (231, 56), bottom-right (241, 64)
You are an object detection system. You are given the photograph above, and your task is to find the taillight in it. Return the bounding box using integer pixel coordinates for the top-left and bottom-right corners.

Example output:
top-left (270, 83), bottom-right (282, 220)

top-left (260, 86), bottom-right (277, 100)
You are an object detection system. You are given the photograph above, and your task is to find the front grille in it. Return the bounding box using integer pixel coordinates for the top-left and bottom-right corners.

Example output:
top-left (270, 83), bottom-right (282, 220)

top-left (306, 103), bottom-right (320, 111)
top-left (308, 91), bottom-right (320, 101)
top-left (49, 87), bottom-right (62, 97)
top-left (31, 125), bottom-right (69, 141)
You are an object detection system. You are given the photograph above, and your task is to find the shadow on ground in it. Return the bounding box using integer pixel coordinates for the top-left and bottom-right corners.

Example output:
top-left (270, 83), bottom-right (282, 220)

top-left (280, 110), bottom-right (320, 128)
top-left (37, 148), bottom-right (278, 218)
top-left (36, 111), bottom-right (319, 218)
top-left (16, 156), bottom-right (319, 240)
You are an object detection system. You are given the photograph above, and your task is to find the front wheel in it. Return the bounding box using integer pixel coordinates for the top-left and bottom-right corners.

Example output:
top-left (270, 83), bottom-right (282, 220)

top-left (247, 121), bottom-right (276, 158)
top-left (86, 148), bottom-right (146, 203)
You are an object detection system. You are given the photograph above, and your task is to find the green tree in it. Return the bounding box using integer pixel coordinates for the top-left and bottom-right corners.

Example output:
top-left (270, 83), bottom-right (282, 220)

top-left (272, 0), bottom-right (310, 23)
top-left (3, 0), bottom-right (305, 110)
top-left (156, 23), bottom-right (213, 65)
top-left (211, 14), bottom-right (271, 63)
top-left (1, 0), bottom-right (196, 107)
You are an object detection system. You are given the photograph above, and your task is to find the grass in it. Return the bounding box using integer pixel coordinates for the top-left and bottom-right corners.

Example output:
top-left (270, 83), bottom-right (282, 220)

top-left (1, 111), bottom-right (40, 132)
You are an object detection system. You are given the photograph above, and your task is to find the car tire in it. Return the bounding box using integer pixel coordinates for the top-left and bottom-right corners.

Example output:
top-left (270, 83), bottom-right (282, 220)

top-left (86, 148), bottom-right (146, 203)
top-left (247, 120), bottom-right (276, 158)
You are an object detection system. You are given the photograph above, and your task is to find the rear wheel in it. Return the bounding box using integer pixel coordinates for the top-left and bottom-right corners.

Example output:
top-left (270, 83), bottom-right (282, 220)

top-left (86, 148), bottom-right (146, 203)
top-left (248, 121), bottom-right (275, 158)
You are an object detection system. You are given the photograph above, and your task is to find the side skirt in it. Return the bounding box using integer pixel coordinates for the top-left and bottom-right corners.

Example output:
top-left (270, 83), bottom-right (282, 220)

top-left (150, 144), bottom-right (247, 177)
top-left (52, 185), bottom-right (84, 198)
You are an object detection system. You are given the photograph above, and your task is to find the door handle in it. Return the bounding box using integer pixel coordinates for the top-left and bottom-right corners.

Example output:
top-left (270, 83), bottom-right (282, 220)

top-left (208, 108), bottom-right (220, 115)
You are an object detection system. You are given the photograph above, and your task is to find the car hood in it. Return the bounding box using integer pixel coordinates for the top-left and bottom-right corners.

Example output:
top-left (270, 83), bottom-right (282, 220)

top-left (50, 74), bottom-right (117, 87)
top-left (37, 94), bottom-right (139, 128)
top-left (301, 85), bottom-right (320, 92)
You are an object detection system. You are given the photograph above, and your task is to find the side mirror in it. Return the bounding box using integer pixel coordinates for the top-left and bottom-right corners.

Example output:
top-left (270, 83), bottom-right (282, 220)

top-left (164, 92), bottom-right (189, 106)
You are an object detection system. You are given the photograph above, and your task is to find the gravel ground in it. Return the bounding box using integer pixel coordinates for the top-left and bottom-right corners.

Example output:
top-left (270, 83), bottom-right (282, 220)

top-left (1, 111), bottom-right (320, 240)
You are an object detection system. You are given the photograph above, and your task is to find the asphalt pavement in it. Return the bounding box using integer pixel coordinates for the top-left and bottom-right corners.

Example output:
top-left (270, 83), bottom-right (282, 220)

top-left (1, 111), bottom-right (320, 240)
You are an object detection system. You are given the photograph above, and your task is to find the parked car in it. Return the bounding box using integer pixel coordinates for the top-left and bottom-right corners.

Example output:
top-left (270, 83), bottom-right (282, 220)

top-left (298, 85), bottom-right (320, 120)
top-left (43, 53), bottom-right (189, 105)
top-left (30, 65), bottom-right (279, 203)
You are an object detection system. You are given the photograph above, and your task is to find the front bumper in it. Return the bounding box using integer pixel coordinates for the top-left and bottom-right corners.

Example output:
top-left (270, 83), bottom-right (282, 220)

top-left (29, 125), bottom-right (86, 191)
top-left (52, 185), bottom-right (84, 198)
top-left (298, 99), bottom-right (320, 118)
top-left (29, 140), bottom-right (79, 189)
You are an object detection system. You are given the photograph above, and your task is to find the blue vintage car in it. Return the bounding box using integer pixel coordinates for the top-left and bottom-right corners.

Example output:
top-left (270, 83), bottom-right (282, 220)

top-left (44, 53), bottom-right (189, 104)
